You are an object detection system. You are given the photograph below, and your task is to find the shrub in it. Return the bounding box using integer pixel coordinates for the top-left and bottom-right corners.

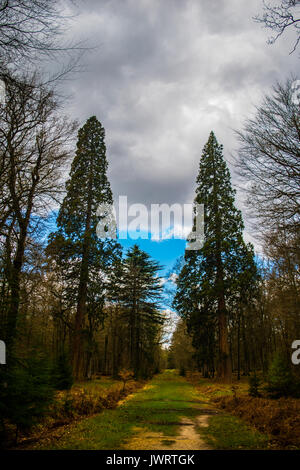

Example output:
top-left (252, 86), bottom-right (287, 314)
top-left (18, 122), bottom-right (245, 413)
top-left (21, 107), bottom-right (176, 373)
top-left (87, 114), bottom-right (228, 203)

top-left (50, 383), bottom-right (128, 421)
top-left (266, 354), bottom-right (298, 398)
top-left (2, 373), bottom-right (144, 447)
top-left (248, 372), bottom-right (261, 397)
top-left (118, 369), bottom-right (134, 392)
top-left (0, 351), bottom-right (55, 443)
top-left (52, 352), bottom-right (73, 391)
top-left (214, 395), bottom-right (300, 448)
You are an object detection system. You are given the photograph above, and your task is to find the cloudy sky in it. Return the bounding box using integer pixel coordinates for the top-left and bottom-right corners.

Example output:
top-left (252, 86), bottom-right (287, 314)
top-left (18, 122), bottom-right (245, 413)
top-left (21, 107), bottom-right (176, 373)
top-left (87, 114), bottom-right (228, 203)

top-left (58, 0), bottom-right (299, 273)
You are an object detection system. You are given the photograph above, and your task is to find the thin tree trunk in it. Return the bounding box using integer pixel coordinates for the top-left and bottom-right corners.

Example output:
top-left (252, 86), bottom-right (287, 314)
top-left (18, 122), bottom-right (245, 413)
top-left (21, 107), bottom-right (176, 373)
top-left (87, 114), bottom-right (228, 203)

top-left (72, 154), bottom-right (93, 380)
top-left (215, 245), bottom-right (232, 382)
top-left (112, 323), bottom-right (118, 379)
top-left (237, 313), bottom-right (241, 381)
top-left (242, 316), bottom-right (250, 375)
top-left (212, 149), bottom-right (232, 383)
top-left (218, 294), bottom-right (232, 382)
top-left (104, 334), bottom-right (108, 375)
top-left (72, 269), bottom-right (88, 380)
top-left (6, 139), bottom-right (42, 354)
top-left (135, 309), bottom-right (140, 378)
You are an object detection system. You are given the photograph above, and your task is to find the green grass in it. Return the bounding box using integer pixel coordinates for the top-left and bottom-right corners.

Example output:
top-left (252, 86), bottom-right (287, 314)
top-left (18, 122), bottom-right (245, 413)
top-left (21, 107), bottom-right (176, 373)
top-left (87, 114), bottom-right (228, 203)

top-left (33, 370), bottom-right (208, 449)
top-left (189, 373), bottom-right (270, 449)
top-left (120, 370), bottom-right (204, 436)
top-left (199, 415), bottom-right (269, 450)
top-left (30, 370), bottom-right (270, 450)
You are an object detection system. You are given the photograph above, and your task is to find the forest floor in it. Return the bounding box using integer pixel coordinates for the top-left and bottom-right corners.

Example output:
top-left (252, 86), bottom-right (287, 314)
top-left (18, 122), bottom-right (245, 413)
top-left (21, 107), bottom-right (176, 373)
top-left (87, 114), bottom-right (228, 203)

top-left (189, 373), bottom-right (300, 449)
top-left (25, 370), bottom-right (269, 450)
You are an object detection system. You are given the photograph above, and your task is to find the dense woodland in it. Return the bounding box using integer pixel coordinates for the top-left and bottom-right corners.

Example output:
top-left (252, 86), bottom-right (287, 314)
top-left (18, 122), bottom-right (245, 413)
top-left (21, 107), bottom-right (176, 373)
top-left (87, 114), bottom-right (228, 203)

top-left (170, 90), bottom-right (300, 382)
top-left (0, 0), bottom-right (299, 444)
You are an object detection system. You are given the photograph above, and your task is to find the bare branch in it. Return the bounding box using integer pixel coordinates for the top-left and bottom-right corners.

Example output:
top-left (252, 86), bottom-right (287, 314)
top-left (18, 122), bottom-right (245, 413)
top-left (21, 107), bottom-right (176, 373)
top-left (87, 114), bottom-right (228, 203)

top-left (254, 0), bottom-right (300, 54)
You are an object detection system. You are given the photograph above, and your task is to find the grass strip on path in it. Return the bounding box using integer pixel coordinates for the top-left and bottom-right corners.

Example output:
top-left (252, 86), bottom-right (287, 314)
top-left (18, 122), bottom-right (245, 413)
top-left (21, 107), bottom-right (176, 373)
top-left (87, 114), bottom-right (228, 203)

top-left (31, 370), bottom-right (208, 449)
top-left (30, 370), bottom-right (269, 450)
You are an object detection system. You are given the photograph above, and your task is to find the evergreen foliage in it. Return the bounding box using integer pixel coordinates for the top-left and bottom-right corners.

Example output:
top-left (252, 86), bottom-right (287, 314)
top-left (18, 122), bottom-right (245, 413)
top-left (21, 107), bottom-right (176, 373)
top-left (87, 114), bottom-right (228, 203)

top-left (52, 352), bottom-right (74, 391)
top-left (174, 132), bottom-right (258, 381)
top-left (248, 372), bottom-right (261, 397)
top-left (47, 116), bottom-right (121, 379)
top-left (266, 354), bottom-right (298, 398)
top-left (109, 245), bottom-right (164, 379)
top-left (0, 351), bottom-right (54, 442)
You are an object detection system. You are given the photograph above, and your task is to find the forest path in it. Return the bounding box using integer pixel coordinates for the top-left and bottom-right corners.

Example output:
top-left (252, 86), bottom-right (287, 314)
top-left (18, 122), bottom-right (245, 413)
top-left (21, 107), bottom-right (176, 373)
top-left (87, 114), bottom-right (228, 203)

top-left (122, 370), bottom-right (216, 450)
top-left (31, 370), bottom-right (219, 450)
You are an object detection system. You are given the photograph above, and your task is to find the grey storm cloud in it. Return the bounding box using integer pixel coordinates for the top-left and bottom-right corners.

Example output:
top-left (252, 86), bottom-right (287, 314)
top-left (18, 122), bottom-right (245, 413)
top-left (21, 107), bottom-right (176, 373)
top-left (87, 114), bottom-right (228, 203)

top-left (61, 0), bottom-right (298, 223)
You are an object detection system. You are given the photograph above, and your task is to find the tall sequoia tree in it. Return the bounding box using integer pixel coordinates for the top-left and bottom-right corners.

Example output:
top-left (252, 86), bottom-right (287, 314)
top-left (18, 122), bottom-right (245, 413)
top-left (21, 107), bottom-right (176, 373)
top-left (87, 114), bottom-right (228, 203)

top-left (174, 131), bottom-right (257, 382)
top-left (48, 116), bottom-right (120, 379)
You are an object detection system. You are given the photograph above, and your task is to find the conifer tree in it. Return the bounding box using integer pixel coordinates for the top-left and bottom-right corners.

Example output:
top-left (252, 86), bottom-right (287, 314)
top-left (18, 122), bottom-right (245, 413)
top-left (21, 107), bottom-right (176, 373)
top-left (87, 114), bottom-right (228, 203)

top-left (0, 350), bottom-right (54, 444)
top-left (174, 132), bottom-right (257, 382)
top-left (47, 116), bottom-right (121, 379)
top-left (112, 245), bottom-right (164, 378)
top-left (248, 371), bottom-right (261, 398)
top-left (266, 353), bottom-right (298, 398)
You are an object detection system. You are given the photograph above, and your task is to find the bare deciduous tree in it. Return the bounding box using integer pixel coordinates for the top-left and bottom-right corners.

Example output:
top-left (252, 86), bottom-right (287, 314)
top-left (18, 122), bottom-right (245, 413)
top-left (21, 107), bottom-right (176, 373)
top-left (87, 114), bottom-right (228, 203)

top-left (254, 0), bottom-right (300, 54)
top-left (0, 72), bottom-right (77, 349)
top-left (0, 0), bottom-right (78, 64)
top-left (236, 77), bottom-right (300, 244)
